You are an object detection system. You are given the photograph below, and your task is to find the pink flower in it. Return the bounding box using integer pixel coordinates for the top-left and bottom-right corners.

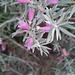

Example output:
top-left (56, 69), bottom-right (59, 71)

top-left (15, 0), bottom-right (31, 3)
top-left (28, 8), bottom-right (34, 22)
top-left (24, 38), bottom-right (33, 50)
top-left (37, 23), bottom-right (51, 31)
top-left (1, 44), bottom-right (6, 51)
top-left (18, 20), bottom-right (30, 30)
top-left (59, 49), bottom-right (69, 61)
top-left (40, 10), bottom-right (42, 13)
top-left (62, 49), bottom-right (69, 57)
top-left (59, 56), bottom-right (63, 62)
top-left (46, 0), bottom-right (58, 5)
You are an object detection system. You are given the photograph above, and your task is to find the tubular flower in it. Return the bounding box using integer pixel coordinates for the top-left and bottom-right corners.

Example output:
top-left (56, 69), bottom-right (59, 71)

top-left (24, 38), bottom-right (33, 50)
top-left (15, 0), bottom-right (31, 3)
top-left (28, 8), bottom-right (34, 22)
top-left (1, 44), bottom-right (6, 51)
top-left (18, 20), bottom-right (30, 30)
top-left (59, 56), bottom-right (63, 62)
top-left (37, 23), bottom-right (51, 31)
top-left (59, 49), bottom-right (69, 61)
top-left (40, 10), bottom-right (42, 13)
top-left (46, 0), bottom-right (58, 5)
top-left (62, 49), bottom-right (69, 57)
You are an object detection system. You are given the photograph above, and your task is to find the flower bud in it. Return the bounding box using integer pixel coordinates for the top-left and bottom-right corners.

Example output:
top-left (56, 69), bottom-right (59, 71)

top-left (24, 38), bottom-right (33, 50)
top-left (18, 20), bottom-right (30, 30)
top-left (62, 49), bottom-right (69, 57)
top-left (28, 8), bottom-right (34, 22)
top-left (1, 44), bottom-right (6, 51)
top-left (36, 23), bottom-right (51, 31)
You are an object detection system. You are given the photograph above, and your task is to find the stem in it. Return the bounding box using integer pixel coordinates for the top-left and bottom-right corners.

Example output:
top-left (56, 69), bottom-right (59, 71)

top-left (64, 56), bottom-right (74, 75)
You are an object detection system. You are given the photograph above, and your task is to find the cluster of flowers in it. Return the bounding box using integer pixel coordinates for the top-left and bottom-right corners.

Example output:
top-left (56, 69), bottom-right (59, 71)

top-left (0, 38), bottom-right (6, 51)
top-left (18, 9), bottom-right (51, 50)
top-left (15, 0), bottom-right (58, 50)
top-left (15, 0), bottom-right (70, 61)
top-left (16, 0), bottom-right (58, 5)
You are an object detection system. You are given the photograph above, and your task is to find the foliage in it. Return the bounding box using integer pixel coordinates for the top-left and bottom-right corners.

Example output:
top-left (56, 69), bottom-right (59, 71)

top-left (0, 0), bottom-right (75, 75)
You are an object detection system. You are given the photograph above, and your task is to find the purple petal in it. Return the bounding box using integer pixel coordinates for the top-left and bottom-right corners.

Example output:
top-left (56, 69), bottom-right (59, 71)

top-left (28, 8), bottom-right (34, 21)
top-left (59, 56), bottom-right (63, 61)
top-left (24, 38), bottom-right (33, 50)
top-left (1, 44), bottom-right (6, 51)
top-left (18, 20), bottom-right (30, 30)
top-left (66, 53), bottom-right (69, 57)
top-left (62, 49), bottom-right (69, 57)
top-left (39, 27), bottom-right (50, 31)
top-left (39, 24), bottom-right (51, 31)
top-left (40, 10), bottom-right (42, 13)
top-left (15, 0), bottom-right (30, 3)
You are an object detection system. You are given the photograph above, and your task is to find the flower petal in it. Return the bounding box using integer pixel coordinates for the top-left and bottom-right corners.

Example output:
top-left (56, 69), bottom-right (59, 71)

top-left (1, 44), bottom-right (6, 51)
top-left (62, 49), bottom-right (69, 57)
top-left (39, 23), bottom-right (51, 31)
top-left (59, 56), bottom-right (63, 61)
top-left (24, 38), bottom-right (33, 50)
top-left (18, 20), bottom-right (30, 30)
top-left (28, 8), bottom-right (34, 21)
top-left (15, 0), bottom-right (30, 3)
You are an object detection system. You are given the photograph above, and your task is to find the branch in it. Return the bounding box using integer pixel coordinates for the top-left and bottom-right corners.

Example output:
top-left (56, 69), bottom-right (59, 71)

top-left (10, 67), bottom-right (23, 75)
top-left (1, 34), bottom-right (40, 61)
top-left (0, 17), bottom-right (18, 27)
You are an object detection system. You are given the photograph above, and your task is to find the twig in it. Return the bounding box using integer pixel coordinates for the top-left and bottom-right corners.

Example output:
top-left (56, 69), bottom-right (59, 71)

top-left (0, 17), bottom-right (18, 27)
top-left (69, 36), bottom-right (75, 43)
top-left (69, 18), bottom-right (75, 21)
top-left (64, 56), bottom-right (74, 75)
top-left (1, 34), bottom-right (40, 61)
top-left (8, 56), bottom-right (35, 72)
top-left (10, 67), bottom-right (23, 75)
